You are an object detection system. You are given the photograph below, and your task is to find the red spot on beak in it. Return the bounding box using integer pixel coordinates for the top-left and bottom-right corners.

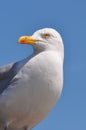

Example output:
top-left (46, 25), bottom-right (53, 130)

top-left (20, 40), bottom-right (26, 44)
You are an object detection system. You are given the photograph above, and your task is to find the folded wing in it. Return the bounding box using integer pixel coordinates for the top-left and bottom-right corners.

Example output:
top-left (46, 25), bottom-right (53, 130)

top-left (0, 62), bottom-right (19, 94)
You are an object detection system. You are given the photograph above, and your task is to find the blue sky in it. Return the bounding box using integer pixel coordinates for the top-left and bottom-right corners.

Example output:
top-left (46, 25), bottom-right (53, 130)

top-left (0, 0), bottom-right (86, 129)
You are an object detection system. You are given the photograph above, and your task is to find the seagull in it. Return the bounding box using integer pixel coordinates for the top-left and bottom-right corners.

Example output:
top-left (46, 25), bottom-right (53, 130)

top-left (0, 28), bottom-right (64, 130)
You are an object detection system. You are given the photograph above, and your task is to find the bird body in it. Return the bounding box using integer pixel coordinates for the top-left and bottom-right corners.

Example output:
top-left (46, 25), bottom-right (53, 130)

top-left (0, 28), bottom-right (64, 130)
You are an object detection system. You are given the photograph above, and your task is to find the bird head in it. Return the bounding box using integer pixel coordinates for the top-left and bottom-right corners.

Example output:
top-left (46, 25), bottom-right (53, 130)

top-left (18, 28), bottom-right (64, 59)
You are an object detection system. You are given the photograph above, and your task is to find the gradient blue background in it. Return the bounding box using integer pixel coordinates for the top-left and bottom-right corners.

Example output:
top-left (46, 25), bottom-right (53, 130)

top-left (0, 0), bottom-right (86, 129)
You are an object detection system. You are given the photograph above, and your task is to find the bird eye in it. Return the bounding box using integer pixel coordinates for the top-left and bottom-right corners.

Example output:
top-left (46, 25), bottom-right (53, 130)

top-left (43, 33), bottom-right (51, 39)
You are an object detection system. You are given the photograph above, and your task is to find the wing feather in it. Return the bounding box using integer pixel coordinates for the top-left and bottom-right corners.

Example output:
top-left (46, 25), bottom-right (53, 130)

top-left (0, 62), bottom-right (19, 94)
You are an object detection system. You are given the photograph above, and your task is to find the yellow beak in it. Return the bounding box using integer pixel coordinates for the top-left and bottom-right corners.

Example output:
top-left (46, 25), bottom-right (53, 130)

top-left (18, 36), bottom-right (39, 44)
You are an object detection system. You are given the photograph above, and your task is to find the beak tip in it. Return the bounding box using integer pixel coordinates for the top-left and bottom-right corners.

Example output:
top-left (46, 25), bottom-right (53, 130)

top-left (18, 37), bottom-right (26, 44)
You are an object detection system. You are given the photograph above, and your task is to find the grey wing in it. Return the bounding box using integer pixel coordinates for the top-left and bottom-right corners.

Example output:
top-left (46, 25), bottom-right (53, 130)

top-left (0, 56), bottom-right (32, 94)
top-left (0, 62), bottom-right (19, 94)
